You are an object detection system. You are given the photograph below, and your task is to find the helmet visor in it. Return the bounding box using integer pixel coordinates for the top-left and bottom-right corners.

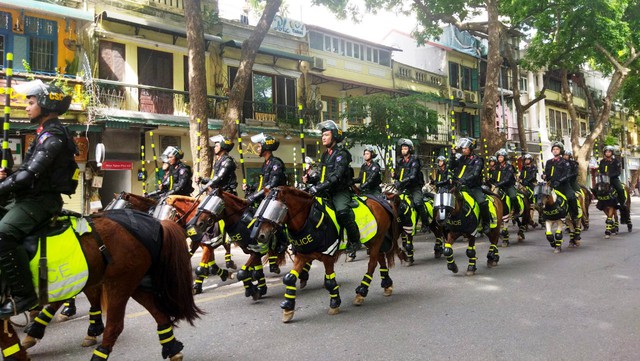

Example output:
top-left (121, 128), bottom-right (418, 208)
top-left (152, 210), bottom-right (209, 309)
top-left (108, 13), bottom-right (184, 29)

top-left (456, 138), bottom-right (472, 149)
top-left (13, 79), bottom-right (48, 97)
top-left (251, 133), bottom-right (267, 144)
top-left (209, 135), bottom-right (225, 147)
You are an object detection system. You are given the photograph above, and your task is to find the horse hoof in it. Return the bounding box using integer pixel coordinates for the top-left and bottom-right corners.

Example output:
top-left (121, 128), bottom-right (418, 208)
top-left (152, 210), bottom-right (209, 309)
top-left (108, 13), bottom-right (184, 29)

top-left (226, 261), bottom-right (237, 270)
top-left (81, 336), bottom-right (98, 347)
top-left (383, 287), bottom-right (393, 297)
top-left (487, 260), bottom-right (497, 268)
top-left (21, 335), bottom-right (37, 349)
top-left (299, 279), bottom-right (308, 289)
top-left (448, 263), bottom-right (458, 274)
top-left (434, 252), bottom-right (442, 259)
top-left (605, 235), bottom-right (610, 239)
top-left (554, 247), bottom-right (561, 254)
top-left (252, 291), bottom-right (261, 301)
top-left (228, 272), bottom-right (235, 280)
top-left (57, 313), bottom-right (71, 322)
top-left (283, 310), bottom-right (295, 323)
top-left (353, 294), bottom-right (365, 306)
top-left (502, 242), bottom-right (509, 248)
top-left (466, 270), bottom-right (476, 276)
top-left (346, 256), bottom-right (355, 263)
top-left (628, 224), bottom-right (633, 232)
top-left (328, 307), bottom-right (340, 315)
top-left (170, 352), bottom-right (184, 361)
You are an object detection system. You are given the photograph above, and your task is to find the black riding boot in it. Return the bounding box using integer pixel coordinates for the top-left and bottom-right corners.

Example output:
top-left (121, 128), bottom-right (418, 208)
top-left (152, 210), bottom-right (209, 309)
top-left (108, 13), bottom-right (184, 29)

top-left (619, 204), bottom-right (630, 224)
top-left (510, 196), bottom-right (520, 215)
top-left (479, 202), bottom-right (491, 235)
top-left (337, 210), bottom-right (360, 253)
top-left (0, 247), bottom-right (38, 317)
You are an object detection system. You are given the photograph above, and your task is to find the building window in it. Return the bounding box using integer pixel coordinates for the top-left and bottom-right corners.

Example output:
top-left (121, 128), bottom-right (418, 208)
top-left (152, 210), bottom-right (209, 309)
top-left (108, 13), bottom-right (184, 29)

top-left (379, 50), bottom-right (391, 66)
top-left (0, 35), bottom-right (4, 69)
top-left (519, 77), bottom-right (528, 93)
top-left (310, 31), bottom-right (323, 50)
top-left (24, 16), bottom-right (57, 73)
top-left (321, 96), bottom-right (339, 121)
top-left (449, 61), bottom-right (459, 88)
top-left (309, 30), bottom-right (392, 66)
top-left (461, 66), bottom-right (472, 91)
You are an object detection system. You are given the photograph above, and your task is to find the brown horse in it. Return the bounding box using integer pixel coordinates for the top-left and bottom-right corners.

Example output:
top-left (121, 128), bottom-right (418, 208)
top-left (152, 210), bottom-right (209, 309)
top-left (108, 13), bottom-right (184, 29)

top-left (491, 185), bottom-right (532, 246)
top-left (16, 211), bottom-right (201, 360)
top-left (253, 186), bottom-right (403, 323)
top-left (1, 319), bottom-right (29, 360)
top-left (592, 175), bottom-right (632, 238)
top-left (534, 182), bottom-right (580, 252)
top-left (171, 190), bottom-right (287, 300)
top-left (433, 184), bottom-right (503, 275)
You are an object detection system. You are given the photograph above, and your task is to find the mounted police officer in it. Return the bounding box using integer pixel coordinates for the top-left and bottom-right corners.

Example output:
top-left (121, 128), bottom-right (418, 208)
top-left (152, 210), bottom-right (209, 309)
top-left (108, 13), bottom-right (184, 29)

top-left (244, 133), bottom-right (289, 260)
top-left (494, 149), bottom-right (519, 215)
top-left (599, 145), bottom-right (629, 223)
top-left (563, 149), bottom-right (581, 194)
top-left (392, 139), bottom-right (429, 232)
top-left (198, 135), bottom-right (238, 194)
top-left (0, 80), bottom-right (79, 317)
top-left (308, 120), bottom-right (360, 250)
top-left (432, 155), bottom-right (451, 189)
top-left (300, 156), bottom-right (319, 190)
top-left (147, 146), bottom-right (193, 197)
top-left (486, 156), bottom-right (498, 186)
top-left (449, 137), bottom-right (491, 234)
top-left (519, 153), bottom-right (538, 202)
top-left (244, 133), bottom-right (287, 204)
top-left (353, 145), bottom-right (382, 198)
top-left (543, 142), bottom-right (580, 222)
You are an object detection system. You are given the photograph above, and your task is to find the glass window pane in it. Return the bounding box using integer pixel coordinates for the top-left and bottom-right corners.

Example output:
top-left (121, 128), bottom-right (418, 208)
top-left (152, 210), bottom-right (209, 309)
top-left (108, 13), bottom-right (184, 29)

top-left (310, 32), bottom-right (323, 50)
top-left (347, 42), bottom-right (352, 57)
top-left (253, 74), bottom-right (273, 113)
top-left (354, 44), bottom-right (360, 58)
top-left (373, 49), bottom-right (378, 63)
top-left (379, 50), bottom-right (390, 66)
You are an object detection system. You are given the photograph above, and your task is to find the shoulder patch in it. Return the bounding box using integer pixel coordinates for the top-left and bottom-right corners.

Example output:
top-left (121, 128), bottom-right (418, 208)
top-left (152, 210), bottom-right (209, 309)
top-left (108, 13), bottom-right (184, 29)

top-left (180, 169), bottom-right (186, 175)
top-left (38, 132), bottom-right (53, 144)
top-left (272, 165), bottom-right (278, 171)
top-left (336, 155), bottom-right (343, 162)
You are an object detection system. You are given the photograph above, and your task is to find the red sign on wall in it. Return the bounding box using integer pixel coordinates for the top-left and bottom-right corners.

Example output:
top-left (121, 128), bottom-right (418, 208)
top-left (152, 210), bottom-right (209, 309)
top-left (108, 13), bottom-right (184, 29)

top-left (102, 161), bottom-right (133, 170)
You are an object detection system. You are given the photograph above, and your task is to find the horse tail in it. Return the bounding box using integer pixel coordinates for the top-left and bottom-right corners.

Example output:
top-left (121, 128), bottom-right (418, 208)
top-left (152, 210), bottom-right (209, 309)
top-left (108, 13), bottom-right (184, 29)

top-left (387, 197), bottom-right (406, 263)
top-left (155, 220), bottom-right (204, 326)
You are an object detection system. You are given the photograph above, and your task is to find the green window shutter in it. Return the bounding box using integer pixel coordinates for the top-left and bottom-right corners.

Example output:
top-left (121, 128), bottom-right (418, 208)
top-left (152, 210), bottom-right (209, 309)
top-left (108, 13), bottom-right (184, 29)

top-left (471, 69), bottom-right (479, 91)
top-left (473, 115), bottom-right (480, 138)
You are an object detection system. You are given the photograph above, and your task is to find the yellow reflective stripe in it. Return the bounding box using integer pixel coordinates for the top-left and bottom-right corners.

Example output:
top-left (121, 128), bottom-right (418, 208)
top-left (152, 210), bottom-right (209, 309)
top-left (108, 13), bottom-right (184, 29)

top-left (290, 269), bottom-right (300, 278)
top-left (399, 168), bottom-right (405, 181)
top-left (157, 327), bottom-right (173, 335)
top-left (246, 218), bottom-right (256, 229)
top-left (2, 343), bottom-right (20, 357)
top-left (605, 165), bottom-right (608, 173)
top-left (169, 173), bottom-right (173, 188)
top-left (42, 307), bottom-right (54, 319)
top-left (523, 170), bottom-right (527, 179)
top-left (320, 166), bottom-right (326, 182)
top-left (93, 349), bottom-right (109, 359)
top-left (285, 293), bottom-right (296, 299)
top-left (444, 243), bottom-right (452, 248)
top-left (362, 172), bottom-right (366, 183)
top-left (497, 171), bottom-right (501, 182)
top-left (550, 166), bottom-right (554, 177)
top-left (35, 317), bottom-right (49, 326)
top-left (315, 212), bottom-right (325, 228)
top-left (457, 165), bottom-right (466, 179)
top-left (257, 175), bottom-right (264, 191)
top-left (286, 286), bottom-right (296, 291)
top-left (326, 272), bottom-right (336, 279)
top-left (160, 335), bottom-right (175, 344)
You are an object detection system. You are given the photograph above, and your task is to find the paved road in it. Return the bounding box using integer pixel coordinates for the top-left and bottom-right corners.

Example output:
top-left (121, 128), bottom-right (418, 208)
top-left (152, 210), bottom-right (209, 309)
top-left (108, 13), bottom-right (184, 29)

top-left (21, 198), bottom-right (640, 360)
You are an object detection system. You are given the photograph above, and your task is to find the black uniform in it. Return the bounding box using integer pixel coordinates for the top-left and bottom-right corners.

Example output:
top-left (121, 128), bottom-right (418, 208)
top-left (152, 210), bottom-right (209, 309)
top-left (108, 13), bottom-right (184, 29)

top-left (495, 162), bottom-right (519, 213)
top-left (201, 153), bottom-right (238, 194)
top-left (166, 161), bottom-right (194, 196)
top-left (393, 155), bottom-right (429, 226)
top-left (353, 160), bottom-right (382, 196)
top-left (544, 156), bottom-right (579, 220)
top-left (449, 152), bottom-right (491, 231)
top-left (566, 159), bottom-right (580, 193)
top-left (519, 164), bottom-right (538, 201)
top-left (247, 156), bottom-right (287, 203)
top-left (599, 157), bottom-right (627, 211)
top-left (434, 166), bottom-right (451, 188)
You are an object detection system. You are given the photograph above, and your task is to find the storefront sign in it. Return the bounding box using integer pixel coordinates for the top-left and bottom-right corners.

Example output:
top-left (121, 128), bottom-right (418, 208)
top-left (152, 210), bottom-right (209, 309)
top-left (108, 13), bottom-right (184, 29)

top-left (102, 161), bottom-right (133, 170)
top-left (271, 15), bottom-right (306, 37)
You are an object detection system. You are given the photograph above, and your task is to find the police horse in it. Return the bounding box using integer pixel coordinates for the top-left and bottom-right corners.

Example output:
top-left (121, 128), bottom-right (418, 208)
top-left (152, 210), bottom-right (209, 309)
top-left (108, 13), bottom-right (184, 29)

top-left (252, 186), bottom-right (403, 322)
top-left (592, 174), bottom-right (632, 238)
top-left (534, 182), bottom-right (580, 252)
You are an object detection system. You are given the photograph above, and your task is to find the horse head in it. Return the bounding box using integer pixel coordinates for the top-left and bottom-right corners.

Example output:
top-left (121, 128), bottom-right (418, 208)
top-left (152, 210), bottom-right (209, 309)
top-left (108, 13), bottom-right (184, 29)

top-left (432, 182), bottom-right (461, 225)
top-left (534, 182), bottom-right (555, 207)
top-left (594, 174), bottom-right (611, 197)
top-left (251, 186), bottom-right (313, 244)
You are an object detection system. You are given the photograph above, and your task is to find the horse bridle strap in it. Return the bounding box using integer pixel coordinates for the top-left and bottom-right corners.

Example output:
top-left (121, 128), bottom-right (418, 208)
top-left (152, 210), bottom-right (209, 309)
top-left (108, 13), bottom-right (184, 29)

top-left (86, 217), bottom-right (113, 265)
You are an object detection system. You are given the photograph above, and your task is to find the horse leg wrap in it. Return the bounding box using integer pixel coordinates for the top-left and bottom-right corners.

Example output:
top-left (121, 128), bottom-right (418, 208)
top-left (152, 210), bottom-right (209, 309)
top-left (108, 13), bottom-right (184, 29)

top-left (281, 271), bottom-right (298, 310)
top-left (90, 345), bottom-right (111, 361)
top-left (268, 255), bottom-right (280, 274)
top-left (555, 230), bottom-right (563, 247)
top-left (61, 298), bottom-right (76, 317)
top-left (210, 264), bottom-right (229, 282)
top-left (434, 237), bottom-right (444, 253)
top-left (193, 278), bottom-right (204, 294)
top-left (443, 243), bottom-right (453, 257)
top-left (194, 262), bottom-right (210, 277)
top-left (254, 264), bottom-right (267, 295)
top-left (546, 232), bottom-right (555, 246)
top-left (225, 253), bottom-right (236, 269)
top-left (87, 308), bottom-right (105, 337)
top-left (324, 273), bottom-right (341, 309)
top-left (238, 266), bottom-right (257, 298)
top-left (466, 246), bottom-right (477, 271)
top-left (299, 262), bottom-right (312, 282)
top-left (501, 229), bottom-right (509, 241)
top-left (355, 274), bottom-right (372, 297)
top-left (487, 244), bottom-right (500, 263)
top-left (2, 341), bottom-right (22, 360)
top-left (380, 268), bottom-right (392, 289)
top-left (158, 324), bottom-right (184, 359)
top-left (26, 305), bottom-right (57, 339)
top-left (403, 238), bottom-right (414, 255)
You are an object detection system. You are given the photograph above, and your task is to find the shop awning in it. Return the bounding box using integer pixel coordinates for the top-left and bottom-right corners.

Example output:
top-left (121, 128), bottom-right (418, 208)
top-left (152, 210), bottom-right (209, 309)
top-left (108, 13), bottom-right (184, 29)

top-left (2, 0), bottom-right (94, 22)
top-left (222, 40), bottom-right (314, 63)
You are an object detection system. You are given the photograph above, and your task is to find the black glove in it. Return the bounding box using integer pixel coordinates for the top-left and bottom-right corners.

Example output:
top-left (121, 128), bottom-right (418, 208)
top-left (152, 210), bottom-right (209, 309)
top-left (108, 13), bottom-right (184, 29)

top-left (246, 193), bottom-right (257, 204)
top-left (436, 180), bottom-right (449, 188)
top-left (308, 185), bottom-right (319, 196)
top-left (146, 190), bottom-right (161, 198)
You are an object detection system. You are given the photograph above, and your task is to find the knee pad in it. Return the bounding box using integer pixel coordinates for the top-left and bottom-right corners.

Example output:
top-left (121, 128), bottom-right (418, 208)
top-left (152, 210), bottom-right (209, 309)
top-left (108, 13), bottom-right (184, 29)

top-left (466, 248), bottom-right (476, 259)
top-left (336, 210), bottom-right (354, 226)
top-left (237, 268), bottom-right (251, 281)
top-left (443, 246), bottom-right (453, 257)
top-left (283, 272), bottom-right (297, 287)
top-left (546, 233), bottom-right (554, 243)
top-left (404, 242), bottom-right (414, 253)
top-left (324, 277), bottom-right (338, 292)
top-left (554, 232), bottom-right (563, 241)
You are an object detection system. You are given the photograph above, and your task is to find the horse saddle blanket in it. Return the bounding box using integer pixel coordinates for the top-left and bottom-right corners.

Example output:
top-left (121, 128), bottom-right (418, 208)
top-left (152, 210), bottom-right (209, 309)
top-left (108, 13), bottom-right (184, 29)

top-left (24, 216), bottom-right (91, 303)
top-left (287, 198), bottom-right (340, 255)
top-left (503, 193), bottom-right (525, 216)
top-left (101, 209), bottom-right (163, 262)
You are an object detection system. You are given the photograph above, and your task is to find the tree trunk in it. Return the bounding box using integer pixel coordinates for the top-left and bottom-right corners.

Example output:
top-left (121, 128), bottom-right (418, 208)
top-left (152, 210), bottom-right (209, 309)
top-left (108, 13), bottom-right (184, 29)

top-left (220, 0), bottom-right (283, 139)
top-left (480, 0), bottom-right (505, 157)
top-left (185, 0), bottom-right (212, 179)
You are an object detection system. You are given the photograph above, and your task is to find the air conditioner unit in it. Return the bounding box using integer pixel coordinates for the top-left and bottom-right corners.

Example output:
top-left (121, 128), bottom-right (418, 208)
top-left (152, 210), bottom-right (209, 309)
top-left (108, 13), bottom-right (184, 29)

top-left (311, 56), bottom-right (325, 71)
top-left (464, 91), bottom-right (477, 103)
top-left (453, 89), bottom-right (464, 99)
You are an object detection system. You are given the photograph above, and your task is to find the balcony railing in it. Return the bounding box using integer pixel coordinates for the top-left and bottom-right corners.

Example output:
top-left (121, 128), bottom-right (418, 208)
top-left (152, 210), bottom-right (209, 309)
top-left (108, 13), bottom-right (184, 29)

top-left (94, 79), bottom-right (299, 126)
top-left (505, 126), bottom-right (542, 143)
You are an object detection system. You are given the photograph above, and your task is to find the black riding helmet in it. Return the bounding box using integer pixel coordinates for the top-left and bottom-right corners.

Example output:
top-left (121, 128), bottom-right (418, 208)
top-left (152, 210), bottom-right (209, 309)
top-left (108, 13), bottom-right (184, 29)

top-left (317, 120), bottom-right (344, 143)
top-left (398, 138), bottom-right (414, 153)
top-left (251, 133), bottom-right (280, 156)
top-left (209, 135), bottom-right (234, 152)
top-left (17, 80), bottom-right (72, 121)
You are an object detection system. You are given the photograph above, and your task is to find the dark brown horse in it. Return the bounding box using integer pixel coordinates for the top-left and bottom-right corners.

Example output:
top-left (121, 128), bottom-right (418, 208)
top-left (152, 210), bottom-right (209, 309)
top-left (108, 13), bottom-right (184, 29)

top-left (17, 211), bottom-right (201, 360)
top-left (592, 175), bottom-right (632, 238)
top-left (1, 318), bottom-right (30, 360)
top-left (253, 186), bottom-right (403, 323)
top-left (171, 190), bottom-right (287, 300)
top-left (433, 184), bottom-right (503, 275)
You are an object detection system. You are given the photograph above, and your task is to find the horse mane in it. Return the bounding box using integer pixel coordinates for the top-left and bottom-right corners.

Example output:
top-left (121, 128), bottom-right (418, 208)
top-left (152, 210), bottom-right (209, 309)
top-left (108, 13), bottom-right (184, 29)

top-left (123, 192), bottom-right (158, 209)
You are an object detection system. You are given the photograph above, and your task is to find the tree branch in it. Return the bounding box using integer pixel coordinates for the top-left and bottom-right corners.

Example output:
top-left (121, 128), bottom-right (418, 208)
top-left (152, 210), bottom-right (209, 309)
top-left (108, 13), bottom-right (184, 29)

top-left (595, 43), bottom-right (624, 72)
